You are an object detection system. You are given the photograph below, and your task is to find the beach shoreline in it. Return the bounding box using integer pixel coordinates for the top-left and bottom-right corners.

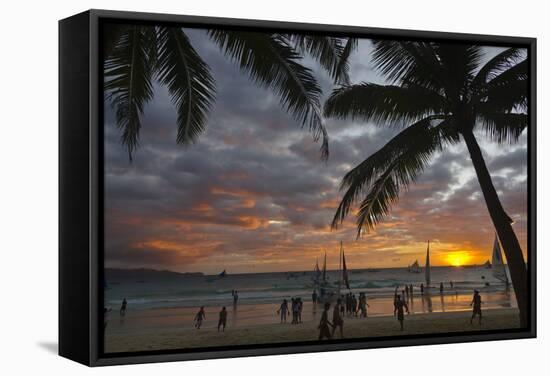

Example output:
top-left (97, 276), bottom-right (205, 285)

top-left (105, 308), bottom-right (520, 353)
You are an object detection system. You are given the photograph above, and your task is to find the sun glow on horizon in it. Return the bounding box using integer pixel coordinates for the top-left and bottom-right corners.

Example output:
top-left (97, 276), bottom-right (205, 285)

top-left (445, 251), bottom-right (473, 267)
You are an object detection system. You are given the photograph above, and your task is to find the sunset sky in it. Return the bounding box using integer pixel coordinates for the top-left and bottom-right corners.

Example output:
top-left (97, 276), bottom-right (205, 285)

top-left (104, 28), bottom-right (528, 274)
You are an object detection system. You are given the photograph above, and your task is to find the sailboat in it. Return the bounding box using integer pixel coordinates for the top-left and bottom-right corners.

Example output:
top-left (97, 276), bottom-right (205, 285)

top-left (341, 241), bottom-right (350, 290)
top-left (425, 241), bottom-right (431, 287)
top-left (408, 260), bottom-right (421, 273)
top-left (491, 235), bottom-right (510, 286)
top-left (312, 243), bottom-right (350, 304)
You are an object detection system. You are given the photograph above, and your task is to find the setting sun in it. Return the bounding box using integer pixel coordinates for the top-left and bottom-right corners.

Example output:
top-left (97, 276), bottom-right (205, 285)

top-left (446, 252), bottom-right (472, 267)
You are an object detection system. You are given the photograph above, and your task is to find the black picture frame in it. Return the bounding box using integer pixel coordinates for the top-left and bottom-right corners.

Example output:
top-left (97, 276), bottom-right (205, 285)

top-left (59, 9), bottom-right (537, 367)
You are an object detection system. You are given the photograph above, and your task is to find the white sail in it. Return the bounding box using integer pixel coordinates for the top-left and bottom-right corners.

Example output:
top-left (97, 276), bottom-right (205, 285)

top-left (425, 241), bottom-right (431, 286)
top-left (491, 235), bottom-right (509, 284)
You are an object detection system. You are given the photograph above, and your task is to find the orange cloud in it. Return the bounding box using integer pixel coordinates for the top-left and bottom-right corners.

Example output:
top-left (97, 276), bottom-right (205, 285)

top-left (210, 187), bottom-right (263, 197)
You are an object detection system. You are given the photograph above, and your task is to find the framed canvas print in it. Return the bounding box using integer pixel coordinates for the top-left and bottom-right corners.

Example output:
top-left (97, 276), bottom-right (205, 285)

top-left (59, 9), bottom-right (536, 366)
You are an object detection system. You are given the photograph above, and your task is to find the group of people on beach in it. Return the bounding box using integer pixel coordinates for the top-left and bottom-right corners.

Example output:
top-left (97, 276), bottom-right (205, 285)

top-left (193, 306), bottom-right (229, 332)
top-left (105, 284), bottom-right (485, 338)
top-left (340, 292), bottom-right (370, 318)
top-left (277, 298), bottom-right (304, 324)
top-left (317, 298), bottom-right (346, 340)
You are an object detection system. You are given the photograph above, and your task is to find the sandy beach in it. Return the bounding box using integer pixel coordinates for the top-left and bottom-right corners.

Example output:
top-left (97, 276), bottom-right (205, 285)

top-left (105, 307), bottom-right (520, 353)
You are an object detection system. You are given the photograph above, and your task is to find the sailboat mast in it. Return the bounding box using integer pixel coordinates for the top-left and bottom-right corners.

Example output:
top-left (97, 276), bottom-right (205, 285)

top-left (323, 252), bottom-right (327, 281)
top-left (425, 240), bottom-right (431, 287)
top-left (338, 241), bottom-right (342, 292)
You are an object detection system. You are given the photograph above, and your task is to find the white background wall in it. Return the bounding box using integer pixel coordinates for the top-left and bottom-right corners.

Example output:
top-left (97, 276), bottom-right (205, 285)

top-left (0, 0), bottom-right (547, 374)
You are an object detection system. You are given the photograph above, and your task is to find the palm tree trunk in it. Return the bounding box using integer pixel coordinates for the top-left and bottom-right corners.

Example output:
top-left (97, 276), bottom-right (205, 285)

top-left (462, 130), bottom-right (528, 327)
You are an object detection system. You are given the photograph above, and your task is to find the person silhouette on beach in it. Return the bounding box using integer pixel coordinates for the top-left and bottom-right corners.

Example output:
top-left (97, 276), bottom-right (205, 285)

top-left (218, 307), bottom-right (227, 332)
top-left (233, 291), bottom-right (239, 305)
top-left (440, 282), bottom-right (444, 294)
top-left (312, 291), bottom-right (318, 305)
top-left (394, 295), bottom-right (409, 331)
top-left (332, 299), bottom-right (344, 339)
top-left (359, 292), bottom-right (369, 317)
top-left (318, 303), bottom-right (333, 340)
top-left (420, 283), bottom-right (424, 295)
top-left (291, 298), bottom-right (298, 324)
top-left (120, 298), bottom-right (127, 317)
top-left (297, 298), bottom-right (303, 323)
top-left (278, 299), bottom-right (290, 323)
top-left (194, 306), bottom-right (206, 329)
top-left (470, 290), bottom-right (483, 325)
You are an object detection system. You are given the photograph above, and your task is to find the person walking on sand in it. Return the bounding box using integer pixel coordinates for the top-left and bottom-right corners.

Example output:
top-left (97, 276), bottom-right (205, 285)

top-left (278, 299), bottom-right (290, 323)
top-left (359, 293), bottom-right (370, 318)
top-left (297, 298), bottom-right (303, 323)
top-left (290, 298), bottom-right (298, 324)
top-left (410, 284), bottom-right (414, 297)
top-left (394, 295), bottom-right (409, 331)
top-left (440, 282), bottom-right (444, 294)
top-left (194, 306), bottom-right (206, 329)
top-left (393, 286), bottom-right (399, 312)
top-left (120, 298), bottom-right (127, 317)
top-left (470, 290), bottom-right (483, 325)
top-left (420, 283), bottom-right (424, 295)
top-left (318, 303), bottom-right (333, 340)
top-left (332, 299), bottom-right (344, 339)
top-left (312, 290), bottom-right (318, 305)
top-left (233, 291), bottom-right (239, 305)
top-left (218, 307), bottom-right (227, 332)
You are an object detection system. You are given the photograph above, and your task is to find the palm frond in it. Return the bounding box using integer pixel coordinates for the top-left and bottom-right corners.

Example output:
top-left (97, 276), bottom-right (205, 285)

top-left (432, 44), bottom-right (482, 100)
top-left (472, 47), bottom-right (525, 88)
top-left (156, 27), bottom-right (216, 146)
top-left (477, 110), bottom-right (527, 144)
top-left (334, 37), bottom-right (358, 85)
top-left (290, 34), bottom-right (348, 83)
top-left (102, 23), bottom-right (130, 58)
top-left (371, 41), bottom-right (447, 94)
top-left (209, 30), bottom-right (328, 159)
top-left (353, 119), bottom-right (459, 236)
top-left (331, 116), bottom-right (457, 232)
top-left (324, 83), bottom-right (448, 126)
top-left (481, 59), bottom-right (528, 112)
top-left (104, 25), bottom-right (157, 159)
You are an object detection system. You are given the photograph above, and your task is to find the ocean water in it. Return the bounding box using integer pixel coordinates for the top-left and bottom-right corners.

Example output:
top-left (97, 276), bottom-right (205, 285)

top-left (105, 266), bottom-right (515, 312)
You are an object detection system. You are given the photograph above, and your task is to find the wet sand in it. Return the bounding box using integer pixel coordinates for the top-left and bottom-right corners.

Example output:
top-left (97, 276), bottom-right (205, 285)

top-left (105, 307), bottom-right (520, 353)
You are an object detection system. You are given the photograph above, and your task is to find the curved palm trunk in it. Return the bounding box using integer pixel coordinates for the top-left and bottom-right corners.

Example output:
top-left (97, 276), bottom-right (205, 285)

top-left (462, 130), bottom-right (528, 327)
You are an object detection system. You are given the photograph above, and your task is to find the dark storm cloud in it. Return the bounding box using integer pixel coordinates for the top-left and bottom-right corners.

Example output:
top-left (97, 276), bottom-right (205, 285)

top-left (103, 30), bottom-right (529, 273)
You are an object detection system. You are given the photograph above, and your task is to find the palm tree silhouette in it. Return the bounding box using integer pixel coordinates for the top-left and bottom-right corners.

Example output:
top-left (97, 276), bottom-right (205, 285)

top-left (324, 42), bottom-right (528, 326)
top-left (103, 23), bottom-right (356, 160)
